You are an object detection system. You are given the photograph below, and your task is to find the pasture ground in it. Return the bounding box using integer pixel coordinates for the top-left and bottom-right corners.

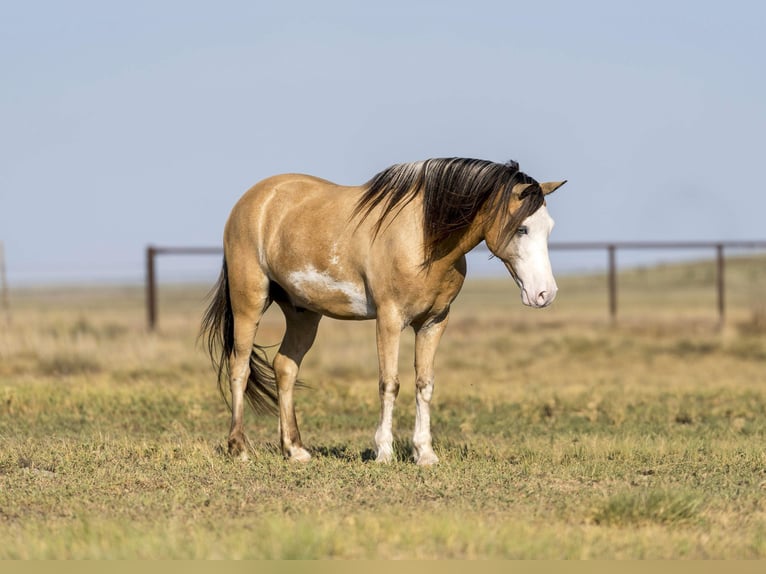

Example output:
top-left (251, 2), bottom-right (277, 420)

top-left (1, 256), bottom-right (766, 558)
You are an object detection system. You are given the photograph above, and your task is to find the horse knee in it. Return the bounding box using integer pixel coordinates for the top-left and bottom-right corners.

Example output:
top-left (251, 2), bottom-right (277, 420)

top-left (379, 376), bottom-right (400, 399)
top-left (273, 353), bottom-right (298, 387)
top-left (415, 376), bottom-right (434, 401)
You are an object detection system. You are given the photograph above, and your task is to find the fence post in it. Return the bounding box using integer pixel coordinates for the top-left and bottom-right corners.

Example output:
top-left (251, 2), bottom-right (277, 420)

top-left (0, 241), bottom-right (9, 326)
top-left (607, 244), bottom-right (617, 322)
top-left (715, 244), bottom-right (725, 326)
top-left (146, 245), bottom-right (157, 331)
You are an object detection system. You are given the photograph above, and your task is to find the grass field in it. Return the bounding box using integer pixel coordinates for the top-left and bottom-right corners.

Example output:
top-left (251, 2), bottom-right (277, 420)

top-left (1, 256), bottom-right (765, 558)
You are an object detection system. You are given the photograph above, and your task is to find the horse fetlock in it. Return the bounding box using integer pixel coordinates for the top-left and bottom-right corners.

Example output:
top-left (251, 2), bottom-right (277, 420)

top-left (374, 429), bottom-right (394, 463)
top-left (281, 428), bottom-right (310, 462)
top-left (413, 433), bottom-right (437, 465)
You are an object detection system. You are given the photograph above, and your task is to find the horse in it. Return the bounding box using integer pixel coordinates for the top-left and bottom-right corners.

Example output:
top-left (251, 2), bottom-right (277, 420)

top-left (202, 157), bottom-right (566, 465)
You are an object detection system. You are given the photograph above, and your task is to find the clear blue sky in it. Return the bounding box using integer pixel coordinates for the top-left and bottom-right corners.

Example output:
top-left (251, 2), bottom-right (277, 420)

top-left (2, 1), bottom-right (765, 283)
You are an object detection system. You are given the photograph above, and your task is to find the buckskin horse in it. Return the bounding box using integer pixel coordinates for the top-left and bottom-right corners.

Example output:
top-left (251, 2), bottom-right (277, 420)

top-left (202, 157), bottom-right (565, 465)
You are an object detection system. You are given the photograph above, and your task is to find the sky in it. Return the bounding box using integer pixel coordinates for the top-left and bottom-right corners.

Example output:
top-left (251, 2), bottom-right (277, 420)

top-left (2, 0), bottom-right (765, 284)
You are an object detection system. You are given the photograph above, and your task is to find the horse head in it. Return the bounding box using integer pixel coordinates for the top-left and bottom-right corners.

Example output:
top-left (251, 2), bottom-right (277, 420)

top-left (484, 180), bottom-right (566, 308)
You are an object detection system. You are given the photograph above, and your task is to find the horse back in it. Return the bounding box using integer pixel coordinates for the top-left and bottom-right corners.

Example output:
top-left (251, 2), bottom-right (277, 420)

top-left (223, 172), bottom-right (461, 322)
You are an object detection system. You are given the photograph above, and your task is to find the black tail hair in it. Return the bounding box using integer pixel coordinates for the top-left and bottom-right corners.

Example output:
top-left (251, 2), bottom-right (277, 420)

top-left (200, 259), bottom-right (279, 415)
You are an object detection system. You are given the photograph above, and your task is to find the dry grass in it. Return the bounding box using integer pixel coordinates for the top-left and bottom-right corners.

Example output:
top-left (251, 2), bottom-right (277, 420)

top-left (1, 256), bottom-right (765, 558)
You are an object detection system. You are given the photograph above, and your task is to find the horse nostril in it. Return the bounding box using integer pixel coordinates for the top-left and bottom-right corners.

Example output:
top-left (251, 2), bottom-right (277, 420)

top-left (537, 291), bottom-right (547, 304)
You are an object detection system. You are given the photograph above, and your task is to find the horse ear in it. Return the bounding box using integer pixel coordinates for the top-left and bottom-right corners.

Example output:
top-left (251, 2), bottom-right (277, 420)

top-left (540, 181), bottom-right (567, 196)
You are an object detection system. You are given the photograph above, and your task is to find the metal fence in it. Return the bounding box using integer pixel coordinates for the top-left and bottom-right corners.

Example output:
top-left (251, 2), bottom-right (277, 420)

top-left (145, 241), bottom-right (766, 330)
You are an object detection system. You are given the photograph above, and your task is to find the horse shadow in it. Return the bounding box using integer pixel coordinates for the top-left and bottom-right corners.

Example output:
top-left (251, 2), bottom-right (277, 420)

top-left (216, 438), bottom-right (424, 463)
top-left (314, 438), bottom-right (415, 463)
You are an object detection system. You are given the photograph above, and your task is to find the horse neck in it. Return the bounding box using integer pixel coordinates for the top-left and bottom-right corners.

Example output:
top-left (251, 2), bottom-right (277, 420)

top-left (429, 210), bottom-right (491, 268)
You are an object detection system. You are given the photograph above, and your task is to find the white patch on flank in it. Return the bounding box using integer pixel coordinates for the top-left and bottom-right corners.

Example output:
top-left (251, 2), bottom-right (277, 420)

top-left (288, 266), bottom-right (370, 316)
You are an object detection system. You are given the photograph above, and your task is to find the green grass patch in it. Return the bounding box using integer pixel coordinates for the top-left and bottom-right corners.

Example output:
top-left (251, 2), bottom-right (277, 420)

top-left (591, 488), bottom-right (704, 526)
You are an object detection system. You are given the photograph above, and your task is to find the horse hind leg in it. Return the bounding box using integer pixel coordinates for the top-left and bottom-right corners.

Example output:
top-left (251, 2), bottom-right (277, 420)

top-left (273, 303), bottom-right (321, 462)
top-left (226, 275), bottom-right (271, 461)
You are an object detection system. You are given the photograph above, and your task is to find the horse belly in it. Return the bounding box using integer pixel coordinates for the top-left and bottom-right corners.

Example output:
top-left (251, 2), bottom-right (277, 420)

top-left (284, 266), bottom-right (375, 320)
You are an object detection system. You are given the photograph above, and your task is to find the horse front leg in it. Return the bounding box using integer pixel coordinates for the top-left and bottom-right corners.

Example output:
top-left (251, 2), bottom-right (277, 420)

top-left (374, 310), bottom-right (403, 463)
top-left (412, 311), bottom-right (449, 466)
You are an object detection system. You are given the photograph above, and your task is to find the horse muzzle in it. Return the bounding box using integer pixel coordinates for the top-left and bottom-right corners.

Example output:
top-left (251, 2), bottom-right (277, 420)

top-left (505, 261), bottom-right (558, 309)
top-left (520, 285), bottom-right (558, 308)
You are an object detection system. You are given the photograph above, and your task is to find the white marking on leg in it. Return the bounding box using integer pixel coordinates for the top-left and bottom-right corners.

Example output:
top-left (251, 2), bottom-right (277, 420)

top-left (413, 378), bottom-right (438, 465)
top-left (375, 385), bottom-right (396, 463)
top-left (412, 315), bottom-right (448, 466)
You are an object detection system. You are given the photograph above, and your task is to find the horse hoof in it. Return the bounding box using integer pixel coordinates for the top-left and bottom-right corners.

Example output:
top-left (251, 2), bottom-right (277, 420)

top-left (375, 450), bottom-right (394, 464)
top-left (288, 447), bottom-right (312, 463)
top-left (226, 447), bottom-right (249, 462)
top-left (228, 437), bottom-right (249, 461)
top-left (228, 447), bottom-right (249, 462)
top-left (415, 452), bottom-right (439, 466)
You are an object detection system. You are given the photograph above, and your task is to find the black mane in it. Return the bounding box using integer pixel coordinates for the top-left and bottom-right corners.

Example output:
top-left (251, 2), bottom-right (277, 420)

top-left (353, 157), bottom-right (544, 266)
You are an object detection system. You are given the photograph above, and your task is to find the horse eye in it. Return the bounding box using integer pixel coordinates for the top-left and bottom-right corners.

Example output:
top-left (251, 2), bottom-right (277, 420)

top-left (516, 226), bottom-right (528, 236)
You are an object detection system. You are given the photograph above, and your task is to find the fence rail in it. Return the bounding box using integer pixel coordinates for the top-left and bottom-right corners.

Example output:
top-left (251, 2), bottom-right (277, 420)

top-left (145, 241), bottom-right (766, 330)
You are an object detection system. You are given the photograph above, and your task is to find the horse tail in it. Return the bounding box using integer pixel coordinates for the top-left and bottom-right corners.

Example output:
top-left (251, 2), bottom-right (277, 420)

top-left (201, 258), bottom-right (279, 415)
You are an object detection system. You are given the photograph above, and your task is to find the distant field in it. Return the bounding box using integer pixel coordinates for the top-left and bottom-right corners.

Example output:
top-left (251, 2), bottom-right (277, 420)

top-left (1, 256), bottom-right (765, 558)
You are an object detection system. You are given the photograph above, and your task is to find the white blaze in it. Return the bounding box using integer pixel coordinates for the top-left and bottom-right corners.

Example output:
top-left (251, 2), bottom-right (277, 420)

top-left (505, 205), bottom-right (557, 308)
